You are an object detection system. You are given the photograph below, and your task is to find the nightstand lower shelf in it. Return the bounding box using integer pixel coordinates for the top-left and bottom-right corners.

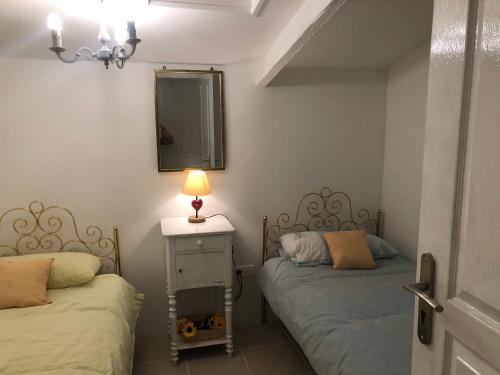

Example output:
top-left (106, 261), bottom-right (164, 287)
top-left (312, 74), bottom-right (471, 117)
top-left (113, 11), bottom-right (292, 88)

top-left (167, 286), bottom-right (233, 365)
top-left (177, 337), bottom-right (228, 351)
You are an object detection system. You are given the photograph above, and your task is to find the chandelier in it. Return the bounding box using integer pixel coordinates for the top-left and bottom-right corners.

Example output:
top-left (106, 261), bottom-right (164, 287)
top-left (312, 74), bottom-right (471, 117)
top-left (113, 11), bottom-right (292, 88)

top-left (47, 7), bottom-right (141, 70)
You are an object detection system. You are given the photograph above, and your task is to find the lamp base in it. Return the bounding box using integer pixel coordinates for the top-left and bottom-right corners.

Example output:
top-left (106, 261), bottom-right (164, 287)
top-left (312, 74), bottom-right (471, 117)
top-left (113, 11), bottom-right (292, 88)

top-left (188, 215), bottom-right (206, 223)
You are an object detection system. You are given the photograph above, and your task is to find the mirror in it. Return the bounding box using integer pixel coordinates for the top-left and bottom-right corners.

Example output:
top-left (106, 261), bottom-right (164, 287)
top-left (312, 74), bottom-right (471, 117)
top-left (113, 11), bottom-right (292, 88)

top-left (154, 69), bottom-right (225, 172)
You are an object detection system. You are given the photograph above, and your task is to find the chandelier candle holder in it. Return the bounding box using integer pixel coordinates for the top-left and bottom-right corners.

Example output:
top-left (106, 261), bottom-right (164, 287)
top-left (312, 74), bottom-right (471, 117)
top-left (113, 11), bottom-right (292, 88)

top-left (47, 12), bottom-right (141, 70)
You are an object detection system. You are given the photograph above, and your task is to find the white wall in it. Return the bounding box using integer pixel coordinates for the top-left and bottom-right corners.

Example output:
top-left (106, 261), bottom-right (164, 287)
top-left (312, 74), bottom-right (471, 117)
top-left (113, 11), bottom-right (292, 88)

top-left (381, 44), bottom-right (430, 262)
top-left (0, 58), bottom-right (386, 336)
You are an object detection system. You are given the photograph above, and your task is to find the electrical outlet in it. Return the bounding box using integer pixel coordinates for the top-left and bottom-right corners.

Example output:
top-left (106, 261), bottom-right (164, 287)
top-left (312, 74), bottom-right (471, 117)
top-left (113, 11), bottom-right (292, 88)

top-left (235, 264), bottom-right (256, 277)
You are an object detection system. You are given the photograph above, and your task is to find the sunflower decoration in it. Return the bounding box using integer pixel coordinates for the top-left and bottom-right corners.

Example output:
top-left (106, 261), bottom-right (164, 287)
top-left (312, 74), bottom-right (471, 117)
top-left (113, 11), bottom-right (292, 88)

top-left (177, 313), bottom-right (225, 339)
top-left (182, 321), bottom-right (197, 338)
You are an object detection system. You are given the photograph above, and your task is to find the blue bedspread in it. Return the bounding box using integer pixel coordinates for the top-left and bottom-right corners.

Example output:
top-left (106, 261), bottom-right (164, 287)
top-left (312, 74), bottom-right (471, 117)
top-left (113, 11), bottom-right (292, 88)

top-left (257, 256), bottom-right (416, 375)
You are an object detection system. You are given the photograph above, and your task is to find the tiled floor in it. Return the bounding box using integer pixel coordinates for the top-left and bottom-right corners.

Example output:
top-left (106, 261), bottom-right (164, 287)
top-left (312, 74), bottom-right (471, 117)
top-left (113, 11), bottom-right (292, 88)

top-left (133, 322), bottom-right (316, 375)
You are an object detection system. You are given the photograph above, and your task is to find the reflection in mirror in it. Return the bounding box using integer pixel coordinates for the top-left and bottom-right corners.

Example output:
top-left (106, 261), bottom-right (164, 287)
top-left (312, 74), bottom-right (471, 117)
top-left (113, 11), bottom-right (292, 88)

top-left (155, 69), bottom-right (225, 172)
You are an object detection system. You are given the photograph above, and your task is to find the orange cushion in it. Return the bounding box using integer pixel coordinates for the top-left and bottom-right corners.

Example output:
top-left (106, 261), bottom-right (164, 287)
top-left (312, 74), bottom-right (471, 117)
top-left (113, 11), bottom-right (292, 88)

top-left (323, 230), bottom-right (376, 270)
top-left (0, 258), bottom-right (54, 309)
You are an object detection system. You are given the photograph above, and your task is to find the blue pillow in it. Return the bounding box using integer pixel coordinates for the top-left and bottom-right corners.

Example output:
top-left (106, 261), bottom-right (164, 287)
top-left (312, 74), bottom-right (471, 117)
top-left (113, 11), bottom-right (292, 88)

top-left (366, 234), bottom-right (398, 259)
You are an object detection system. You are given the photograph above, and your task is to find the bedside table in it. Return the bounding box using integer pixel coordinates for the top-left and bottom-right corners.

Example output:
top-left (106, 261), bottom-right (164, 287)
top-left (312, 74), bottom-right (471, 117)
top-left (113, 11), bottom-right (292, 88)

top-left (160, 216), bottom-right (235, 365)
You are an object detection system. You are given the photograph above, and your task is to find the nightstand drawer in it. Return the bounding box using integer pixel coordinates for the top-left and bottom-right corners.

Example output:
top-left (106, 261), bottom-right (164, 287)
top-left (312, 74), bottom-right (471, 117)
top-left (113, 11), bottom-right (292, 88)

top-left (176, 251), bottom-right (225, 289)
top-left (175, 235), bottom-right (225, 252)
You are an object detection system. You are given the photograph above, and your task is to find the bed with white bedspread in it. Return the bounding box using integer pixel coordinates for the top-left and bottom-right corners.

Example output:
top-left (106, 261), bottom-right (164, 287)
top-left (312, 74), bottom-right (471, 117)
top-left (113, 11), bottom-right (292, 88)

top-left (0, 201), bottom-right (143, 374)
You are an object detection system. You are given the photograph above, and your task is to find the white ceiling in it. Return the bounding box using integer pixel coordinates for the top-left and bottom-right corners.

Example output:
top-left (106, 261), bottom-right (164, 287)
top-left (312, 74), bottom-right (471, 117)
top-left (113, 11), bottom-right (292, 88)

top-left (288, 0), bottom-right (434, 69)
top-left (0, 0), bottom-right (434, 72)
top-left (0, 0), bottom-right (303, 64)
top-left (149, 0), bottom-right (263, 15)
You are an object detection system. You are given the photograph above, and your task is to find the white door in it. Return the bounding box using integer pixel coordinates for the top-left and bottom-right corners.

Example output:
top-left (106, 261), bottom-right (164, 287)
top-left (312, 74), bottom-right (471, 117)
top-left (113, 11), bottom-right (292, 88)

top-left (411, 0), bottom-right (500, 374)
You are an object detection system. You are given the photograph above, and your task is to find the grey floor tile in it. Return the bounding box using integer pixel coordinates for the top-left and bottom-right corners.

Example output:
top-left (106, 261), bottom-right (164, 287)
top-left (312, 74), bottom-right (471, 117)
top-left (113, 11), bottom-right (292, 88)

top-left (134, 335), bottom-right (170, 363)
top-left (186, 345), bottom-right (251, 375)
top-left (133, 360), bottom-right (188, 375)
top-left (275, 324), bottom-right (316, 373)
top-left (134, 324), bottom-right (316, 375)
top-left (242, 342), bottom-right (311, 375)
top-left (234, 322), bottom-right (288, 349)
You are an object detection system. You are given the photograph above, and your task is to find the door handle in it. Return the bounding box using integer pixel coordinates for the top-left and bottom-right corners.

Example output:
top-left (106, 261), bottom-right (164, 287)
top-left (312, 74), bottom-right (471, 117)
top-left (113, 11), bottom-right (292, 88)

top-left (403, 282), bottom-right (443, 312)
top-left (403, 253), bottom-right (442, 345)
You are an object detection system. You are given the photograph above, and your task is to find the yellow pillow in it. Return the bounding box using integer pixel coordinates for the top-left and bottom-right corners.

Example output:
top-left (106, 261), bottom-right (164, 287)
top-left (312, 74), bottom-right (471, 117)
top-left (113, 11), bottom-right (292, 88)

top-left (0, 252), bottom-right (101, 288)
top-left (0, 258), bottom-right (53, 309)
top-left (323, 230), bottom-right (376, 270)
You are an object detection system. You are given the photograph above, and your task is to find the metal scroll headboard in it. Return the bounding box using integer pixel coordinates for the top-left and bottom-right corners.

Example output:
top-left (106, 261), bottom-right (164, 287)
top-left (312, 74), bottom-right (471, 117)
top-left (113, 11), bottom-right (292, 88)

top-left (0, 201), bottom-right (121, 275)
top-left (262, 187), bottom-right (383, 263)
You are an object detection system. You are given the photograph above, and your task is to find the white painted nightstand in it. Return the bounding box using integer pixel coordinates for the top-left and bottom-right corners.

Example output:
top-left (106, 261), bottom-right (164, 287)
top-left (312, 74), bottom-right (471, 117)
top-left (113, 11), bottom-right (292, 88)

top-left (160, 216), bottom-right (235, 365)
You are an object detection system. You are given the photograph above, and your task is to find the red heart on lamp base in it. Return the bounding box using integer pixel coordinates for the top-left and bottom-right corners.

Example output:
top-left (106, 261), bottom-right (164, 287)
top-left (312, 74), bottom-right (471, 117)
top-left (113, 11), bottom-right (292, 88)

top-left (191, 198), bottom-right (203, 211)
top-left (189, 198), bottom-right (206, 223)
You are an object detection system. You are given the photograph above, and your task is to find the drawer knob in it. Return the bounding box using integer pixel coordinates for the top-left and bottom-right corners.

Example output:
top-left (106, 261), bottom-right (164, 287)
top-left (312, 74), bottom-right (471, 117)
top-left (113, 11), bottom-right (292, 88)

top-left (178, 269), bottom-right (183, 274)
top-left (196, 239), bottom-right (203, 247)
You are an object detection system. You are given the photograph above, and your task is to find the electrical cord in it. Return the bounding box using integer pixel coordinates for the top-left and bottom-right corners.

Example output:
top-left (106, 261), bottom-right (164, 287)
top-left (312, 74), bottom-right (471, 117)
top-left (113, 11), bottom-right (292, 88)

top-left (206, 214), bottom-right (243, 301)
top-left (205, 213), bottom-right (231, 221)
top-left (232, 246), bottom-right (243, 301)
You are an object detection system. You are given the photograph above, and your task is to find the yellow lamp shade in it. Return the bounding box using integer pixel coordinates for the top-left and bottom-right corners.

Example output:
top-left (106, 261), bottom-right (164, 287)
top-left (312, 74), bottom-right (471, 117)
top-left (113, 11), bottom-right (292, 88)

top-left (182, 170), bottom-right (212, 197)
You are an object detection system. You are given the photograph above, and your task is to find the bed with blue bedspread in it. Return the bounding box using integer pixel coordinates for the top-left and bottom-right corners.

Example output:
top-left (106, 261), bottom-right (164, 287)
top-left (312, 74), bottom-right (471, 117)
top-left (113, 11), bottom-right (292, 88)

top-left (257, 255), bottom-right (415, 375)
top-left (258, 187), bottom-right (416, 375)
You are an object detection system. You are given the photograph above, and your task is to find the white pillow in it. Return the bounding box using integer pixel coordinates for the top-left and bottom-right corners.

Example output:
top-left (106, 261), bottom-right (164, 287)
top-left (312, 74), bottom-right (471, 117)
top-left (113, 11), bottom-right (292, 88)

top-left (279, 231), bottom-right (331, 265)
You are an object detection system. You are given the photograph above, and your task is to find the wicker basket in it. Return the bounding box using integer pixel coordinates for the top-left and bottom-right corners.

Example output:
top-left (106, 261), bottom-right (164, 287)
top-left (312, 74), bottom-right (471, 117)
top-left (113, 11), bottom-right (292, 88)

top-left (177, 313), bottom-right (226, 343)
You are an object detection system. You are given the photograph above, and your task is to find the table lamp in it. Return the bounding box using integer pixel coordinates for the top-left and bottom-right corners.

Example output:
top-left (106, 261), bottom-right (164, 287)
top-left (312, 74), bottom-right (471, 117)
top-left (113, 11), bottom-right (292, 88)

top-left (182, 170), bottom-right (212, 223)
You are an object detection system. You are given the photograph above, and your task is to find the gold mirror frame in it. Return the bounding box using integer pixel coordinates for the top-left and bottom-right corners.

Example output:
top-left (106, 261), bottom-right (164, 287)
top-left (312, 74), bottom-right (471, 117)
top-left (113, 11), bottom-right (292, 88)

top-left (154, 68), bottom-right (226, 172)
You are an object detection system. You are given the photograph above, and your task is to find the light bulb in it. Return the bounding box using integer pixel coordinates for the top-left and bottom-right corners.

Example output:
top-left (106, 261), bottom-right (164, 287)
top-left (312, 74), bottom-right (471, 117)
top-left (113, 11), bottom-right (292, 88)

top-left (114, 23), bottom-right (128, 45)
top-left (98, 21), bottom-right (112, 44)
top-left (47, 12), bottom-right (62, 32)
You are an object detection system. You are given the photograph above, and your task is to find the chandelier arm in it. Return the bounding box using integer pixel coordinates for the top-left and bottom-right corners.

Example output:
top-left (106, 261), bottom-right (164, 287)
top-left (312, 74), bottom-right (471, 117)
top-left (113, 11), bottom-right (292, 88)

top-left (54, 47), bottom-right (96, 64)
top-left (111, 44), bottom-right (125, 59)
top-left (127, 43), bottom-right (137, 58)
top-left (77, 47), bottom-right (97, 61)
top-left (118, 43), bottom-right (138, 60)
top-left (54, 51), bottom-right (79, 64)
top-left (116, 59), bottom-right (125, 69)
